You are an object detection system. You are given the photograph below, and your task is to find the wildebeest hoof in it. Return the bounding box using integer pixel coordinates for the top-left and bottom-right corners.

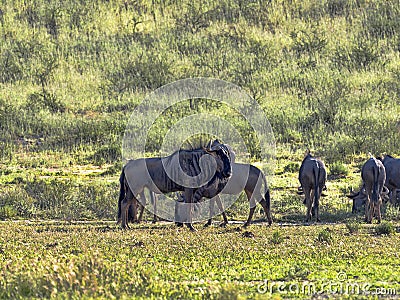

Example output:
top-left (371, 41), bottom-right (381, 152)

top-left (242, 231), bottom-right (254, 238)
top-left (175, 222), bottom-right (183, 227)
top-left (186, 224), bottom-right (197, 231)
top-left (316, 218), bottom-right (321, 222)
top-left (203, 223), bottom-right (211, 228)
top-left (219, 222), bottom-right (227, 228)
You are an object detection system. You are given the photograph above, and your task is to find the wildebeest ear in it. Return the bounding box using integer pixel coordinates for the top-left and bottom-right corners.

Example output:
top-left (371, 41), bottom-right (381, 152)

top-left (297, 186), bottom-right (304, 195)
top-left (382, 186), bottom-right (389, 195)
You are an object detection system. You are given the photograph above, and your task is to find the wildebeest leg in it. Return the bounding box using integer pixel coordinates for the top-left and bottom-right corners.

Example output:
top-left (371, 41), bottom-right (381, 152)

top-left (151, 192), bottom-right (158, 223)
top-left (174, 200), bottom-right (183, 227)
top-left (204, 197), bottom-right (215, 227)
top-left (315, 185), bottom-right (323, 222)
top-left (376, 202), bottom-right (382, 223)
top-left (304, 186), bottom-right (312, 223)
top-left (121, 196), bottom-right (137, 229)
top-left (365, 197), bottom-right (372, 223)
top-left (137, 202), bottom-right (145, 223)
top-left (390, 189), bottom-right (397, 206)
top-left (243, 190), bottom-right (255, 227)
top-left (184, 189), bottom-right (196, 231)
top-left (244, 207), bottom-right (256, 228)
top-left (259, 199), bottom-right (272, 226)
top-left (215, 196), bottom-right (228, 227)
top-left (136, 191), bottom-right (146, 223)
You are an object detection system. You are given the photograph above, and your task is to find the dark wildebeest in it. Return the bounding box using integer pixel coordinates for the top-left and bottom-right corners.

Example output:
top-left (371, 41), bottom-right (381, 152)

top-left (380, 155), bottom-right (400, 206)
top-left (359, 155), bottom-right (387, 223)
top-left (117, 142), bottom-right (232, 231)
top-left (298, 153), bottom-right (327, 222)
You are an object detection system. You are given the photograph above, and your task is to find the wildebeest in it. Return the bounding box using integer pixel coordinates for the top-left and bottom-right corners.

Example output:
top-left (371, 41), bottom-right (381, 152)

top-left (298, 152), bottom-right (327, 222)
top-left (380, 155), bottom-right (400, 206)
top-left (359, 155), bottom-right (387, 223)
top-left (129, 155), bottom-right (272, 227)
top-left (347, 185), bottom-right (367, 214)
top-left (203, 163), bottom-right (273, 227)
top-left (118, 141), bottom-right (232, 230)
top-left (347, 184), bottom-right (389, 214)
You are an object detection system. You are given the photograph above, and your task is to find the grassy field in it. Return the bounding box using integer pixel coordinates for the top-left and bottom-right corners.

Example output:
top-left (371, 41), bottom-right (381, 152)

top-left (1, 0), bottom-right (400, 298)
top-left (0, 220), bottom-right (399, 299)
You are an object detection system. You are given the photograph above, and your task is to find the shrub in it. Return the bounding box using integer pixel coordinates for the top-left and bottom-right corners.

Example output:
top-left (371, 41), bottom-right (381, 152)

top-left (284, 162), bottom-right (299, 173)
top-left (329, 162), bottom-right (349, 176)
top-left (345, 220), bottom-right (360, 234)
top-left (270, 230), bottom-right (284, 244)
top-left (375, 221), bottom-right (395, 235)
top-left (317, 227), bottom-right (334, 244)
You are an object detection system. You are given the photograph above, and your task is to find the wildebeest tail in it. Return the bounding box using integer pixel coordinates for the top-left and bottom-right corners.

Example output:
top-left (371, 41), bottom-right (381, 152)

top-left (313, 164), bottom-right (320, 209)
top-left (372, 166), bottom-right (379, 203)
top-left (117, 166), bottom-right (126, 220)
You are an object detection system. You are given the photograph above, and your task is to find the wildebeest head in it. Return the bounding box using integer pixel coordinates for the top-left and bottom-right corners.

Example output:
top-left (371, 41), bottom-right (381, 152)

top-left (205, 140), bottom-right (232, 178)
top-left (347, 185), bottom-right (390, 213)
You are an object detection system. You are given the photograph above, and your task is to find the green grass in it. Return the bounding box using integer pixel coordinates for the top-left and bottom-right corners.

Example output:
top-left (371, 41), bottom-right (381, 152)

top-left (1, 0), bottom-right (400, 298)
top-left (0, 221), bottom-right (399, 299)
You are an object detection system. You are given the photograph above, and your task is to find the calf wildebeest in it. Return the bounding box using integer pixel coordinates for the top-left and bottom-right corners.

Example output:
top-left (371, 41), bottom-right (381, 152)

top-left (298, 153), bottom-right (327, 222)
top-left (118, 142), bottom-right (232, 230)
top-left (359, 155), bottom-right (387, 223)
top-left (203, 163), bottom-right (273, 227)
top-left (380, 155), bottom-right (400, 206)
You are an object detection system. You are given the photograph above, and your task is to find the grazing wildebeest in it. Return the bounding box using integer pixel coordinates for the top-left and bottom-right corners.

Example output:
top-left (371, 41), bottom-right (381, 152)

top-left (298, 153), bottom-right (327, 222)
top-left (347, 184), bottom-right (389, 214)
top-left (347, 185), bottom-right (367, 214)
top-left (118, 142), bottom-right (232, 230)
top-left (359, 155), bottom-right (387, 223)
top-left (380, 155), bottom-right (400, 206)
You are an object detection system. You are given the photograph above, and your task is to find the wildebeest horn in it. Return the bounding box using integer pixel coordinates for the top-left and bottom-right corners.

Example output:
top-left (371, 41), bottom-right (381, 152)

top-left (347, 191), bottom-right (359, 199)
top-left (382, 186), bottom-right (389, 196)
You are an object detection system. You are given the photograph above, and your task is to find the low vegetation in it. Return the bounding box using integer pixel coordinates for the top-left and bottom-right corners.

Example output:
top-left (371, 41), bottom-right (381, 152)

top-left (0, 221), bottom-right (399, 299)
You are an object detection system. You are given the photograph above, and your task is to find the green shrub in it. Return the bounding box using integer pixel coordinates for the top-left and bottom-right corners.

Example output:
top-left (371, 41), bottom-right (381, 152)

top-left (284, 162), bottom-right (299, 173)
top-left (0, 205), bottom-right (18, 219)
top-left (345, 220), bottom-right (360, 234)
top-left (329, 162), bottom-right (349, 176)
top-left (317, 227), bottom-right (334, 244)
top-left (270, 230), bottom-right (284, 244)
top-left (375, 221), bottom-right (395, 235)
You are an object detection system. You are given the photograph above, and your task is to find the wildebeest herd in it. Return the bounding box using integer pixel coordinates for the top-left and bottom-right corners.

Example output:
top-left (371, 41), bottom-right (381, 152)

top-left (118, 140), bottom-right (400, 230)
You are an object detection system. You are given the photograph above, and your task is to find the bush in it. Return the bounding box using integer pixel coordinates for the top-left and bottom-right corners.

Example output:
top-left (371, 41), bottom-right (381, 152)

top-left (345, 220), bottom-right (360, 234)
top-left (329, 162), bottom-right (349, 176)
top-left (270, 230), bottom-right (284, 244)
top-left (284, 162), bottom-right (300, 173)
top-left (317, 227), bottom-right (334, 244)
top-left (375, 221), bottom-right (395, 235)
